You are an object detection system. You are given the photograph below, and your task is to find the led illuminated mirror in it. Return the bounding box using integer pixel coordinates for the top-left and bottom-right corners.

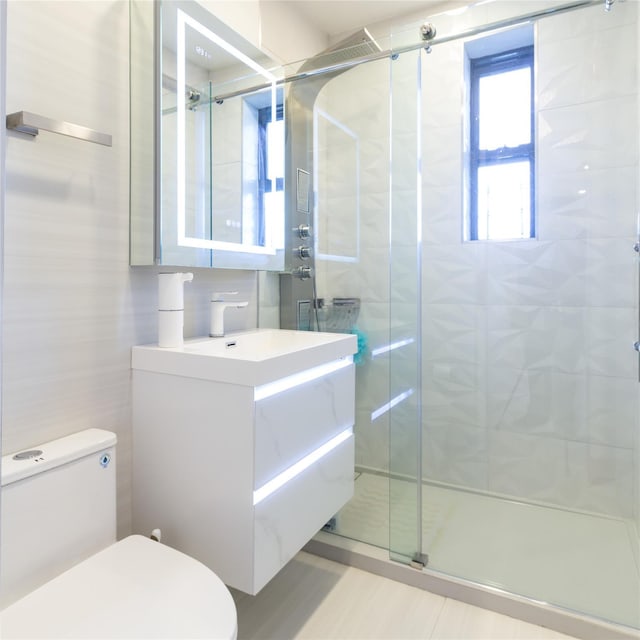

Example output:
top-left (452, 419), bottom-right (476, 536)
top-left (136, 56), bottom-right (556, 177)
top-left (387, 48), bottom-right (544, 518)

top-left (130, 0), bottom-right (285, 270)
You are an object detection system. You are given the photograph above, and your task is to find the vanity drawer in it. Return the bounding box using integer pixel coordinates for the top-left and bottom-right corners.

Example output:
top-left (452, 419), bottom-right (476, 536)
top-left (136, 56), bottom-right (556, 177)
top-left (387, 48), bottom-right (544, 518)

top-left (254, 362), bottom-right (354, 490)
top-left (253, 433), bottom-right (354, 593)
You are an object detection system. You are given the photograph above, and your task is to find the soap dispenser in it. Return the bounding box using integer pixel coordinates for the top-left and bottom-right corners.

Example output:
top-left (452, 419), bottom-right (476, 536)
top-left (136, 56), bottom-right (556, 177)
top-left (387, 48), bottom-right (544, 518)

top-left (158, 272), bottom-right (193, 347)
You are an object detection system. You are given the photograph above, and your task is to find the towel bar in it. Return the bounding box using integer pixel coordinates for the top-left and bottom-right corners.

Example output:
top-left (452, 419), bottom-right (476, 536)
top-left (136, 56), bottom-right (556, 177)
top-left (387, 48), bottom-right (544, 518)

top-left (6, 111), bottom-right (112, 147)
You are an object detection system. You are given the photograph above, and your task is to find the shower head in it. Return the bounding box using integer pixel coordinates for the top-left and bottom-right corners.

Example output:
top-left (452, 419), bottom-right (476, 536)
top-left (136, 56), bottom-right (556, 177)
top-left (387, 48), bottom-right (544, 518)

top-left (299, 27), bottom-right (382, 74)
top-left (289, 27), bottom-right (382, 108)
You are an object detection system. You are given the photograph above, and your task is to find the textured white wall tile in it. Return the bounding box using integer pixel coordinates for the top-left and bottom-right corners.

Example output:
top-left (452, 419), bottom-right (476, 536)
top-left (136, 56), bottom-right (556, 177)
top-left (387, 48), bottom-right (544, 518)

top-left (422, 123), bottom-right (463, 189)
top-left (585, 237), bottom-right (638, 308)
top-left (422, 303), bottom-right (486, 367)
top-left (488, 430), bottom-right (569, 505)
top-left (537, 166), bottom-right (638, 241)
top-left (422, 185), bottom-right (463, 246)
top-left (564, 441), bottom-right (634, 517)
top-left (422, 242), bottom-right (487, 305)
top-left (585, 375), bottom-right (638, 450)
top-left (423, 363), bottom-right (487, 430)
top-left (537, 24), bottom-right (636, 111)
top-left (538, 97), bottom-right (638, 175)
top-left (585, 306), bottom-right (637, 379)
top-left (423, 421), bottom-right (489, 490)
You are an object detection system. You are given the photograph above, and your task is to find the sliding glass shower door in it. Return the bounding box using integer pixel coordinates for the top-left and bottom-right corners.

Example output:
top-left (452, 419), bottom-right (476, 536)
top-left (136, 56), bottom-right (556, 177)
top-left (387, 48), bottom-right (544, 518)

top-left (312, 46), bottom-right (425, 559)
top-left (416, 0), bottom-right (640, 629)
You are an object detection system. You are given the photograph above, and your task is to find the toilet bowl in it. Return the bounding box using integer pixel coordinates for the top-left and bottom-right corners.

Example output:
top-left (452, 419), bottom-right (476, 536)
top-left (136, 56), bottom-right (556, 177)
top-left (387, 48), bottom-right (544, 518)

top-left (1, 535), bottom-right (237, 639)
top-left (0, 429), bottom-right (237, 639)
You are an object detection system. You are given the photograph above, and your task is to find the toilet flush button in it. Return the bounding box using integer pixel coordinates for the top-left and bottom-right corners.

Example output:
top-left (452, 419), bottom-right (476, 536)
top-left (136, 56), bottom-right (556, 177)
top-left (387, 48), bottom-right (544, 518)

top-left (12, 449), bottom-right (44, 461)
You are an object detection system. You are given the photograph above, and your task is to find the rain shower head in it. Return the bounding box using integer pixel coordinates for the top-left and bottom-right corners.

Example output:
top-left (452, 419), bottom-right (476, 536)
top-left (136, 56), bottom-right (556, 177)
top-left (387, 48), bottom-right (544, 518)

top-left (289, 27), bottom-right (383, 108)
top-left (299, 27), bottom-right (382, 74)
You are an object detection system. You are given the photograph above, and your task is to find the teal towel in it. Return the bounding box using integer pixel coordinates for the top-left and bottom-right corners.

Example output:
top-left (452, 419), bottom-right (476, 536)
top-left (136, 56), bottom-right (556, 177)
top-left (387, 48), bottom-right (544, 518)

top-left (350, 328), bottom-right (368, 365)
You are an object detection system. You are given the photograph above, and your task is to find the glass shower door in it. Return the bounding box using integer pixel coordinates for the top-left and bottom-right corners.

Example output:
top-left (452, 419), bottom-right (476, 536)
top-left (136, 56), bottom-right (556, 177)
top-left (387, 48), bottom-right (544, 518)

top-left (313, 56), bottom-right (395, 550)
top-left (417, 0), bottom-right (640, 629)
top-left (312, 45), bottom-right (425, 561)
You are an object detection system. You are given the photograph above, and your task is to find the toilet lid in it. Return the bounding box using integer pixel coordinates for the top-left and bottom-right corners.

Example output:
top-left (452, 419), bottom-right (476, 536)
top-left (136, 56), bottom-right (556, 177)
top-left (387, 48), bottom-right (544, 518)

top-left (1, 535), bottom-right (237, 639)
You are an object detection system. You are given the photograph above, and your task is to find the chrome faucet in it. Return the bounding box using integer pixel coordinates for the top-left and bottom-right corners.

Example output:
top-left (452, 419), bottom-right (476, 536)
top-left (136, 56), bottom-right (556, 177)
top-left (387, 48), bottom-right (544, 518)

top-left (209, 292), bottom-right (248, 337)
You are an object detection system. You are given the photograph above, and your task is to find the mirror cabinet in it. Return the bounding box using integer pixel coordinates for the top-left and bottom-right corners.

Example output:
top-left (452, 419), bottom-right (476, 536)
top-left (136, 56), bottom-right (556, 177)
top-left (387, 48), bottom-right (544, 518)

top-left (130, 0), bottom-right (285, 270)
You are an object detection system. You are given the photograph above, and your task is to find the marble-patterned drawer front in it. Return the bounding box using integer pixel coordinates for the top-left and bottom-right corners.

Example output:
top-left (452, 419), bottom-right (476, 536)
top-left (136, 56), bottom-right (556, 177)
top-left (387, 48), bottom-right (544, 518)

top-left (254, 362), bottom-right (355, 489)
top-left (253, 435), bottom-right (354, 593)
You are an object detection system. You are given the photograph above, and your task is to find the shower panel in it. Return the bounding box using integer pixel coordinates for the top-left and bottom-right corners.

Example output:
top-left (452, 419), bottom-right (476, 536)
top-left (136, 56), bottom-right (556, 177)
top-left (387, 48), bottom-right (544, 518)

top-left (280, 29), bottom-right (381, 331)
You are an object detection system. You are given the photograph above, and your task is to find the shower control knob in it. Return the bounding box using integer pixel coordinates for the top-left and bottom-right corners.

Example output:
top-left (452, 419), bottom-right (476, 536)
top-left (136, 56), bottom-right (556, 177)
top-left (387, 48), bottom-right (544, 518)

top-left (296, 245), bottom-right (313, 260)
top-left (297, 224), bottom-right (312, 239)
top-left (293, 266), bottom-right (313, 280)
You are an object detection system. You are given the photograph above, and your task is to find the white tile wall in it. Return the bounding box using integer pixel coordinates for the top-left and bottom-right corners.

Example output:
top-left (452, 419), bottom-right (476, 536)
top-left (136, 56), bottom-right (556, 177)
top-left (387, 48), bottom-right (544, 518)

top-left (3, 0), bottom-right (257, 538)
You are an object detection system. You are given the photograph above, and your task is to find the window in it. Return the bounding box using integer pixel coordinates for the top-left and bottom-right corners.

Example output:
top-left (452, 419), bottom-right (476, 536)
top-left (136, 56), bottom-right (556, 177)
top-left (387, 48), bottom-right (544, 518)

top-left (469, 45), bottom-right (534, 241)
top-left (258, 104), bottom-right (284, 248)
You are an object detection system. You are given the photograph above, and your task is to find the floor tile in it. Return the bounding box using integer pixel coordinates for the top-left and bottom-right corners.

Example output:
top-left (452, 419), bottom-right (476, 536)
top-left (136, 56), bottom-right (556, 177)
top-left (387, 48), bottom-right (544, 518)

top-left (234, 551), bottom-right (582, 640)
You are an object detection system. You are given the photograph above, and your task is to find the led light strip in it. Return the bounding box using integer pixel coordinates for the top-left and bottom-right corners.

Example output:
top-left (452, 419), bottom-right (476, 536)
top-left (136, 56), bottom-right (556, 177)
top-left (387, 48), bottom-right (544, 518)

top-left (371, 337), bottom-right (415, 358)
top-left (253, 427), bottom-right (353, 506)
top-left (371, 388), bottom-right (414, 422)
top-left (254, 357), bottom-right (352, 402)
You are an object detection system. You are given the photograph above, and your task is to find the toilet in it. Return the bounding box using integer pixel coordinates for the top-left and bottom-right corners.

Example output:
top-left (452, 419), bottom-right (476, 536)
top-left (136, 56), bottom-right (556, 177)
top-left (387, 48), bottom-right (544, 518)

top-left (0, 429), bottom-right (237, 639)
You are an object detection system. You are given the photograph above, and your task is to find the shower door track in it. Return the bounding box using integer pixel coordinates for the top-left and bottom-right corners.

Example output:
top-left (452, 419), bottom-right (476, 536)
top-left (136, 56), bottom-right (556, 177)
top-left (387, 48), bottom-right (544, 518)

top-left (209, 0), bottom-right (606, 105)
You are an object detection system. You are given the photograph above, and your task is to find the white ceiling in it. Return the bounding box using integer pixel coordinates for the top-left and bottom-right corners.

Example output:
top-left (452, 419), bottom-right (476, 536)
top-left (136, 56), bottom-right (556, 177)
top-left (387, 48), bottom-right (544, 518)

top-left (289, 0), bottom-right (455, 37)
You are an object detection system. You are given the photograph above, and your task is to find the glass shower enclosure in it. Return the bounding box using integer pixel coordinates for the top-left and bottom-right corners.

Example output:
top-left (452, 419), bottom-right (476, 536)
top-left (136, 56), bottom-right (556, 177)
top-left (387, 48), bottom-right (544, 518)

top-left (306, 0), bottom-right (639, 632)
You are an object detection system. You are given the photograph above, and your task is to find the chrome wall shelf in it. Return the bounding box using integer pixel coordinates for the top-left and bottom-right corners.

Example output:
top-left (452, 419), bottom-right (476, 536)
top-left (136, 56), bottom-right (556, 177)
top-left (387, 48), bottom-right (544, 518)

top-left (6, 111), bottom-right (112, 147)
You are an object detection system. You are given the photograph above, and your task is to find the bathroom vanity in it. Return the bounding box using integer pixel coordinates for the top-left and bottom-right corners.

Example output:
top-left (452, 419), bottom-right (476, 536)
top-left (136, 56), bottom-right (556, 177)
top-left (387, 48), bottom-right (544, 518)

top-left (131, 329), bottom-right (356, 594)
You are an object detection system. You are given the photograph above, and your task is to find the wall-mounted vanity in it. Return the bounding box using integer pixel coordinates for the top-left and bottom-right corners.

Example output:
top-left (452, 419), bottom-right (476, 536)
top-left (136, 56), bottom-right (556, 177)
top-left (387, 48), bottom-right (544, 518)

top-left (130, 0), bottom-right (285, 270)
top-left (132, 329), bottom-right (357, 594)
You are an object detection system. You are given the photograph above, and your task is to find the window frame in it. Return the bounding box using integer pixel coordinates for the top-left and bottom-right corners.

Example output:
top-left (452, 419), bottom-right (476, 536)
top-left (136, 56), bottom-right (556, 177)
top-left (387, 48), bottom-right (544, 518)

top-left (469, 45), bottom-right (535, 241)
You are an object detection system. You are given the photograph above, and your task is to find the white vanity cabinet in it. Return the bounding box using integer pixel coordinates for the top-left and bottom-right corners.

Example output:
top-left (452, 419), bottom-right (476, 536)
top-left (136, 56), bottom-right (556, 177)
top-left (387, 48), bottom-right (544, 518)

top-left (132, 330), bottom-right (356, 594)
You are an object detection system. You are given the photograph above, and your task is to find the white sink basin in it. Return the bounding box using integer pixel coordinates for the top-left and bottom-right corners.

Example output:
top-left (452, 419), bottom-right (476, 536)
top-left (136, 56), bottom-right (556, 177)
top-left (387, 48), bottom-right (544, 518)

top-left (132, 329), bottom-right (357, 386)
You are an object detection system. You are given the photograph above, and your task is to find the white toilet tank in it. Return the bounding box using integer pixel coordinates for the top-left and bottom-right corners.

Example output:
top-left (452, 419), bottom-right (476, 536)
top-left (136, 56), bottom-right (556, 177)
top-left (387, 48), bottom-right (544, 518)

top-left (0, 429), bottom-right (117, 609)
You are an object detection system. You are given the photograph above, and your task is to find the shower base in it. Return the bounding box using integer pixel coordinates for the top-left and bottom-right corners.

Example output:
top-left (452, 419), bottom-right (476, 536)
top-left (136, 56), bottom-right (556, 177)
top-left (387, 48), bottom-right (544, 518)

top-left (308, 471), bottom-right (639, 638)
